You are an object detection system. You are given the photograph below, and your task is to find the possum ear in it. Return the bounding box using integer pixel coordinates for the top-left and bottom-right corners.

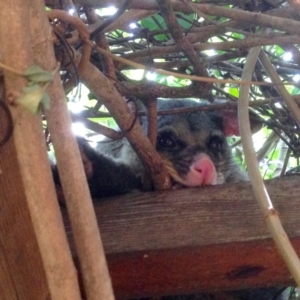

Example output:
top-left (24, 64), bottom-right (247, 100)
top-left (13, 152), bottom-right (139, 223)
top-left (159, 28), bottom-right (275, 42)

top-left (220, 108), bottom-right (262, 137)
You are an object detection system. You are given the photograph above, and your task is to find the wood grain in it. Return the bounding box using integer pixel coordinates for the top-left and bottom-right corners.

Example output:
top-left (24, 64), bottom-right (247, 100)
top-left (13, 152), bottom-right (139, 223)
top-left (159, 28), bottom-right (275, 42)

top-left (0, 132), bottom-right (50, 299)
top-left (64, 176), bottom-right (300, 298)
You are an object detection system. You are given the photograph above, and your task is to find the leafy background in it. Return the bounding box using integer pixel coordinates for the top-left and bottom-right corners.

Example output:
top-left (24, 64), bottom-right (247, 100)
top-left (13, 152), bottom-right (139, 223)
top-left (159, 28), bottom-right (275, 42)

top-left (46, 0), bottom-right (300, 181)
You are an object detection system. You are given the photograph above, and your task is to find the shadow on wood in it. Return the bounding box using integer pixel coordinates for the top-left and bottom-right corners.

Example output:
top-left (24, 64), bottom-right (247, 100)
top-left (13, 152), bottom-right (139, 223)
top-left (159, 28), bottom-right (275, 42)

top-left (63, 176), bottom-right (300, 299)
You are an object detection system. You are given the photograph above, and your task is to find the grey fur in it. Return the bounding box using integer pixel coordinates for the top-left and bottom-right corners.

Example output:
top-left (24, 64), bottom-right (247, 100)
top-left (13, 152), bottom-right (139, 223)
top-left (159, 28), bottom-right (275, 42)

top-left (95, 99), bottom-right (288, 300)
top-left (98, 98), bottom-right (248, 190)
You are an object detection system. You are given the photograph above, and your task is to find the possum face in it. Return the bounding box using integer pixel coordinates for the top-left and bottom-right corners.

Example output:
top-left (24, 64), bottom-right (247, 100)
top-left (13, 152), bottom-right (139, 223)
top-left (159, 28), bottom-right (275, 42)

top-left (156, 130), bottom-right (229, 186)
top-left (156, 112), bottom-right (232, 187)
top-left (154, 100), bottom-right (242, 187)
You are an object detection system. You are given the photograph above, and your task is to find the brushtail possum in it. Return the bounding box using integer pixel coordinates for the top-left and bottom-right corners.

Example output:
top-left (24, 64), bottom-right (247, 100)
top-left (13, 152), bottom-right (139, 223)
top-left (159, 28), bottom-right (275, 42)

top-left (64, 98), bottom-right (254, 197)
top-left (53, 99), bottom-right (288, 300)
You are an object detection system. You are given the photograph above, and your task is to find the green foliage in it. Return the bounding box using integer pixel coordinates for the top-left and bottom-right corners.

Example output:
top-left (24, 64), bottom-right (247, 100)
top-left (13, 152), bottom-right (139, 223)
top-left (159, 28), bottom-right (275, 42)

top-left (52, 2), bottom-right (300, 184)
top-left (17, 65), bottom-right (53, 114)
top-left (140, 15), bottom-right (168, 41)
top-left (227, 87), bottom-right (239, 98)
top-left (176, 12), bottom-right (195, 29)
top-left (23, 65), bottom-right (53, 83)
top-left (291, 86), bottom-right (300, 95)
top-left (159, 75), bottom-right (191, 87)
top-left (140, 12), bottom-right (195, 41)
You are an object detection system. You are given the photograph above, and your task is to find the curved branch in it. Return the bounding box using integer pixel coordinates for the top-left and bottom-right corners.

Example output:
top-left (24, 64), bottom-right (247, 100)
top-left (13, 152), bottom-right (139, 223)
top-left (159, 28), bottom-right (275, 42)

top-left (84, 7), bottom-right (116, 80)
top-left (259, 51), bottom-right (300, 126)
top-left (239, 46), bottom-right (300, 286)
top-left (90, 0), bottom-right (134, 39)
top-left (124, 35), bottom-right (300, 62)
top-left (48, 9), bottom-right (91, 90)
top-left (70, 51), bottom-right (171, 190)
top-left (157, 1), bottom-right (207, 77)
top-left (66, 0), bottom-right (300, 35)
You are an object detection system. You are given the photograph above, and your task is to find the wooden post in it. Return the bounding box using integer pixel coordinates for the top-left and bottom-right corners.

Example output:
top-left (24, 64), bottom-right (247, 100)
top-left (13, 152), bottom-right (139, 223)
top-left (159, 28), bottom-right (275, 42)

top-left (0, 0), bottom-right (81, 299)
top-left (29, 3), bottom-right (115, 300)
top-left (0, 111), bottom-right (50, 299)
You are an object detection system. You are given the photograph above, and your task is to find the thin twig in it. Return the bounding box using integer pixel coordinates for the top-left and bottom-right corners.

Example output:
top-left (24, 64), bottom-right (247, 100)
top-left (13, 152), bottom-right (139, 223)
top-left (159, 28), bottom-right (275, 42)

top-left (70, 50), bottom-right (172, 190)
top-left (95, 43), bottom-right (298, 87)
top-left (145, 99), bottom-right (157, 146)
top-left (157, 0), bottom-right (210, 88)
top-left (45, 8), bottom-right (116, 300)
top-left (259, 51), bottom-right (300, 126)
top-left (239, 46), bottom-right (300, 286)
top-left (71, 112), bottom-right (123, 139)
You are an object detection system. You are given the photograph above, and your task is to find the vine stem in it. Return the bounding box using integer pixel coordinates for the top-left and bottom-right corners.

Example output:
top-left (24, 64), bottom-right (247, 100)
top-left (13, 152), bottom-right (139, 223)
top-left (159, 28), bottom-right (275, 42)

top-left (238, 46), bottom-right (300, 286)
top-left (259, 50), bottom-right (300, 126)
top-left (94, 44), bottom-right (290, 87)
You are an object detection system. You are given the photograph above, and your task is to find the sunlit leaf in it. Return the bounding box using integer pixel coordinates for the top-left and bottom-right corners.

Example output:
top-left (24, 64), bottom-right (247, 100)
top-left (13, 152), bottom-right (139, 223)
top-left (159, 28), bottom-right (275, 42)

top-left (228, 87), bottom-right (239, 97)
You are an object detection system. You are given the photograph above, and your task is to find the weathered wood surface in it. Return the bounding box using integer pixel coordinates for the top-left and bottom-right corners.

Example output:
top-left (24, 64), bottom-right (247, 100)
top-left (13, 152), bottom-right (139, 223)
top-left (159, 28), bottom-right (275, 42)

top-left (0, 126), bottom-right (50, 299)
top-left (63, 176), bottom-right (300, 299)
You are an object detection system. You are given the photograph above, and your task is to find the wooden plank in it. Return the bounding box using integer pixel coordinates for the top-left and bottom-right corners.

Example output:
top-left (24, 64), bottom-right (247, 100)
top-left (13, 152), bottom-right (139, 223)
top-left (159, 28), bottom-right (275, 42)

top-left (63, 176), bottom-right (300, 298)
top-left (105, 238), bottom-right (296, 298)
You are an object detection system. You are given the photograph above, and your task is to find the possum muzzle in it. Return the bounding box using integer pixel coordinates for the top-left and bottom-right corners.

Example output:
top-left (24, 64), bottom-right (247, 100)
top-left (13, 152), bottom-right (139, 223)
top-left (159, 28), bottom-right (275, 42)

top-left (164, 154), bottom-right (224, 188)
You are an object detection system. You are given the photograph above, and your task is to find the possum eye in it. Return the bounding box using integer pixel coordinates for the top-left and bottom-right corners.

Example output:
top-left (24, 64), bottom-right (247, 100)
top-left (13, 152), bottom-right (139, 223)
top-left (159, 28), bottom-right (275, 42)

top-left (157, 130), bottom-right (186, 151)
top-left (207, 135), bottom-right (225, 153)
top-left (157, 135), bottom-right (176, 149)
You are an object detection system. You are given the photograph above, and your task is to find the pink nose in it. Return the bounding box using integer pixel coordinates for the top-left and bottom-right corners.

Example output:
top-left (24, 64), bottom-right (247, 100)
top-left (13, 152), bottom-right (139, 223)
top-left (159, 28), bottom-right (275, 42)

top-left (185, 154), bottom-right (217, 186)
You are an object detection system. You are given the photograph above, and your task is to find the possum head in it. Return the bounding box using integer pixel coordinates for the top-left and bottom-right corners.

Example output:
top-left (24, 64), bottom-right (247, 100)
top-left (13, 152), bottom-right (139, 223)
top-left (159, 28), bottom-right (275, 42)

top-left (150, 99), bottom-right (251, 187)
top-left (76, 98), bottom-right (259, 197)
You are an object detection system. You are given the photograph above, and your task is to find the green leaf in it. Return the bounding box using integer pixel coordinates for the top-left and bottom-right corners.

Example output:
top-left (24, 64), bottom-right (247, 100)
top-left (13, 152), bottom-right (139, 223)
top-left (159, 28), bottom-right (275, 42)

top-left (291, 87), bottom-right (300, 95)
top-left (41, 93), bottom-right (51, 110)
top-left (141, 15), bottom-right (164, 31)
top-left (23, 65), bottom-right (46, 76)
top-left (27, 72), bottom-right (53, 83)
top-left (17, 84), bottom-right (45, 114)
top-left (23, 83), bottom-right (40, 93)
top-left (23, 65), bottom-right (53, 83)
top-left (88, 93), bottom-right (96, 100)
top-left (176, 13), bottom-right (194, 29)
top-left (275, 45), bottom-right (284, 56)
top-left (140, 15), bottom-right (168, 41)
top-left (228, 87), bottom-right (239, 97)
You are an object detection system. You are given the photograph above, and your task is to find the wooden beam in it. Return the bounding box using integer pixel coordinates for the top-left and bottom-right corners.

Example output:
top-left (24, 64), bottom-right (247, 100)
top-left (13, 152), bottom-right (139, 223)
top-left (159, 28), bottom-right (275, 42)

top-left (63, 176), bottom-right (300, 299)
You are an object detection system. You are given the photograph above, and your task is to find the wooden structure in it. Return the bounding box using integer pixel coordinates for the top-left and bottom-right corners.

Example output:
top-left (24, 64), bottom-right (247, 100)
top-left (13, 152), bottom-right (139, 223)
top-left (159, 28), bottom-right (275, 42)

top-left (63, 176), bottom-right (299, 299)
top-left (0, 113), bottom-right (50, 299)
top-left (1, 96), bottom-right (299, 298)
top-left (1, 0), bottom-right (300, 299)
top-left (2, 112), bottom-right (300, 299)
top-left (1, 114), bottom-right (300, 299)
